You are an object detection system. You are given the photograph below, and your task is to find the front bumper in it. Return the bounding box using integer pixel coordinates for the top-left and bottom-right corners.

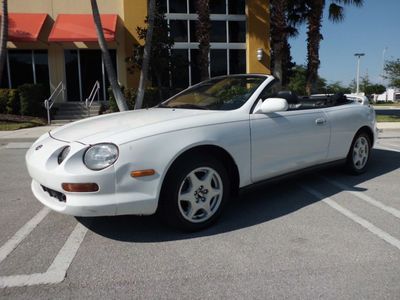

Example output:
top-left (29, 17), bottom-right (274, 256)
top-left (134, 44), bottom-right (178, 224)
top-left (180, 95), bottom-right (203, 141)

top-left (26, 134), bottom-right (158, 217)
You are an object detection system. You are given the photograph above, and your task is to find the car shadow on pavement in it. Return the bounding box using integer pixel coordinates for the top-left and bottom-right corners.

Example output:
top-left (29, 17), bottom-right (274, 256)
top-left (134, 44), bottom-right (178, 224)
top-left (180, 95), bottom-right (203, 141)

top-left (77, 148), bottom-right (400, 243)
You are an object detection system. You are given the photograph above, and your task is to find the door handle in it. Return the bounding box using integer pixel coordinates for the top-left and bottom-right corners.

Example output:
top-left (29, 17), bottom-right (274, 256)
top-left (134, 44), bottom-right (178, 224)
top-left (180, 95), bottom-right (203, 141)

top-left (315, 118), bottom-right (326, 125)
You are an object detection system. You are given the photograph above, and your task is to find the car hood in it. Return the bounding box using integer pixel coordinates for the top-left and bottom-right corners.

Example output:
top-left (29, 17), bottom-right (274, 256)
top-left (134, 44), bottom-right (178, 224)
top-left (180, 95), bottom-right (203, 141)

top-left (50, 108), bottom-right (228, 145)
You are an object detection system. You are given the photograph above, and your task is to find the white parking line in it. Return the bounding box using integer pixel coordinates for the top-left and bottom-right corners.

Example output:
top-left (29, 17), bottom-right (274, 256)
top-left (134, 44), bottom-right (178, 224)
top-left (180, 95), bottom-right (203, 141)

top-left (300, 184), bottom-right (400, 251)
top-left (0, 223), bottom-right (88, 288)
top-left (380, 142), bottom-right (400, 149)
top-left (4, 143), bottom-right (32, 149)
top-left (320, 176), bottom-right (400, 220)
top-left (0, 207), bottom-right (50, 264)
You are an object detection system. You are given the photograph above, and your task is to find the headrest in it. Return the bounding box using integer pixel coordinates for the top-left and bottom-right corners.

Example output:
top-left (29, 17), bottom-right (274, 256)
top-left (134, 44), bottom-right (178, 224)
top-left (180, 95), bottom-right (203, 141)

top-left (328, 93), bottom-right (347, 104)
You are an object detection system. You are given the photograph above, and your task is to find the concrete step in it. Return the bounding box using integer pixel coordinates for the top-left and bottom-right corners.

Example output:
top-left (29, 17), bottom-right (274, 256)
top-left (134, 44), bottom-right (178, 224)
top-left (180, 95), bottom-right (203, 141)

top-left (53, 101), bottom-right (104, 121)
top-left (56, 108), bottom-right (99, 113)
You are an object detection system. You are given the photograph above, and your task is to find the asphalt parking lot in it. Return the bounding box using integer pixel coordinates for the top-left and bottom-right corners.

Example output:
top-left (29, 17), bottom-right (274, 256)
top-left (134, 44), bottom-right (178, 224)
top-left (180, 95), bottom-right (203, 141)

top-left (0, 129), bottom-right (400, 299)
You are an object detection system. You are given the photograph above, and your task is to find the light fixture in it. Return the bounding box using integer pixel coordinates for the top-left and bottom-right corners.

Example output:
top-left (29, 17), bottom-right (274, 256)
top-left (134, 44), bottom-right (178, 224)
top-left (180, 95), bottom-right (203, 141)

top-left (257, 48), bottom-right (263, 61)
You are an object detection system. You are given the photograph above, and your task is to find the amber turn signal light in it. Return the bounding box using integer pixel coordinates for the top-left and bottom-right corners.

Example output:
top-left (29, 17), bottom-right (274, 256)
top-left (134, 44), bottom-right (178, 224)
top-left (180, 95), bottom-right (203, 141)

top-left (130, 169), bottom-right (156, 178)
top-left (62, 183), bottom-right (99, 192)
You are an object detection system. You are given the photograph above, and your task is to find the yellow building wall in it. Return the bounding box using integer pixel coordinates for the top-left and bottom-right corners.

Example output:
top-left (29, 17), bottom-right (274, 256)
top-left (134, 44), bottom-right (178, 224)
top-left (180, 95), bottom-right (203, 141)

top-left (7, 0), bottom-right (270, 93)
top-left (122, 0), bottom-right (148, 87)
top-left (246, 0), bottom-right (271, 74)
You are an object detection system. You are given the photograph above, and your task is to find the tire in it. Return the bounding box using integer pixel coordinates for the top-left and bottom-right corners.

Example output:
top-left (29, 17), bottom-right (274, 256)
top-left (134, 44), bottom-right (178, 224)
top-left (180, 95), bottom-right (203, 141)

top-left (345, 131), bottom-right (371, 175)
top-left (159, 154), bottom-right (230, 231)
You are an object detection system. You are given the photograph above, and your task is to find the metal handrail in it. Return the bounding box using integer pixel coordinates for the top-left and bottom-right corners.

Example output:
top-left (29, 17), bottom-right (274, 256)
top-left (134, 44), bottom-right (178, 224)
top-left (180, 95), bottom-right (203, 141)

top-left (44, 81), bottom-right (65, 125)
top-left (85, 81), bottom-right (100, 117)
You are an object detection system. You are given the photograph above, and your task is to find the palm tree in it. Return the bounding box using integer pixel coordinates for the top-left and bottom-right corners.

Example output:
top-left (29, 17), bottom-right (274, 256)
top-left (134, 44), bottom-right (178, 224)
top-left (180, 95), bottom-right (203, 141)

top-left (135, 0), bottom-right (156, 109)
top-left (305, 0), bottom-right (363, 95)
top-left (196, 0), bottom-right (210, 81)
top-left (0, 0), bottom-right (8, 86)
top-left (270, 0), bottom-right (286, 88)
top-left (90, 0), bottom-right (128, 111)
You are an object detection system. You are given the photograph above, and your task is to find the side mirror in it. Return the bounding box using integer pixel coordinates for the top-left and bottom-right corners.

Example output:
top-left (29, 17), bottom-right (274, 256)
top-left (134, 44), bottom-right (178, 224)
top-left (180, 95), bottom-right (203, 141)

top-left (255, 98), bottom-right (288, 114)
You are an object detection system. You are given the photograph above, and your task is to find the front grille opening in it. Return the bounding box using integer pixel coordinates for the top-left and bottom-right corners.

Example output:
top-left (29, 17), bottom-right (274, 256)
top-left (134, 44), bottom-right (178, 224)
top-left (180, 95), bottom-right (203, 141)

top-left (41, 185), bottom-right (66, 203)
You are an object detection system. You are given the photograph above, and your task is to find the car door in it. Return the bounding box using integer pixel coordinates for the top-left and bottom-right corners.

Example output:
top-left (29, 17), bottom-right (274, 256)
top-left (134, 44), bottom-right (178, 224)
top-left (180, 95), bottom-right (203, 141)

top-left (250, 109), bottom-right (330, 182)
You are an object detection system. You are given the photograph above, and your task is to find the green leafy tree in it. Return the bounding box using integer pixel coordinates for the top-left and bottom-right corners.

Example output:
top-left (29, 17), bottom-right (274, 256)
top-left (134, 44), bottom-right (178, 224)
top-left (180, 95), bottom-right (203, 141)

top-left (196, 0), bottom-right (210, 81)
top-left (325, 81), bottom-right (351, 94)
top-left (384, 59), bottom-right (400, 88)
top-left (127, 3), bottom-right (175, 100)
top-left (287, 65), bottom-right (327, 95)
top-left (349, 75), bottom-right (386, 96)
top-left (0, 0), bottom-right (8, 86)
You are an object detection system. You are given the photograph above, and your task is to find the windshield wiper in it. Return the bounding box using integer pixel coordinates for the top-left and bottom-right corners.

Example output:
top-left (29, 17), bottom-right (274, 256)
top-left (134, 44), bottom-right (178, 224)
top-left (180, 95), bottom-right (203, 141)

top-left (157, 103), bottom-right (170, 108)
top-left (171, 104), bottom-right (209, 110)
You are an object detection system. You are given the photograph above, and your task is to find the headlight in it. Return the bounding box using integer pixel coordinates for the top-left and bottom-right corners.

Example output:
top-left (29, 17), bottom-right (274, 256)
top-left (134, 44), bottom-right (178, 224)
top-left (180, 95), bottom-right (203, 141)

top-left (83, 143), bottom-right (119, 170)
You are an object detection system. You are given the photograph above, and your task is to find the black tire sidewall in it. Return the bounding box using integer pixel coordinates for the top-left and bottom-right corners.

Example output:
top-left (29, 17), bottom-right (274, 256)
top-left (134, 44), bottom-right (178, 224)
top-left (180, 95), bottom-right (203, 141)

top-left (159, 155), bottom-right (230, 231)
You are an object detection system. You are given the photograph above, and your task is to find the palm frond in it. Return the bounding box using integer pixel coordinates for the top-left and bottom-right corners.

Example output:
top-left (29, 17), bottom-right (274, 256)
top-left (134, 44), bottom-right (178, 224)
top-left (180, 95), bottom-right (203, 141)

top-left (328, 3), bottom-right (344, 23)
top-left (332, 0), bottom-right (363, 7)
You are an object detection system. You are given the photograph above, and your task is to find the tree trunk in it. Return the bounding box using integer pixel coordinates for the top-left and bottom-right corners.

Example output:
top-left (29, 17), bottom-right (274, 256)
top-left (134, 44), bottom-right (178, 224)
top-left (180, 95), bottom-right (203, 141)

top-left (305, 0), bottom-right (323, 95)
top-left (155, 71), bottom-right (163, 102)
top-left (135, 0), bottom-right (156, 110)
top-left (270, 0), bottom-right (287, 90)
top-left (90, 0), bottom-right (128, 111)
top-left (0, 0), bottom-right (8, 86)
top-left (196, 0), bottom-right (210, 81)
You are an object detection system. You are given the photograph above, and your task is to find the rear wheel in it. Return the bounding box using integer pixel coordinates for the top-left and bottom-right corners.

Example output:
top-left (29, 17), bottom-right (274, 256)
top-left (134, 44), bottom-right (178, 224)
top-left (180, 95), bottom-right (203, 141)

top-left (159, 155), bottom-right (230, 231)
top-left (345, 131), bottom-right (371, 174)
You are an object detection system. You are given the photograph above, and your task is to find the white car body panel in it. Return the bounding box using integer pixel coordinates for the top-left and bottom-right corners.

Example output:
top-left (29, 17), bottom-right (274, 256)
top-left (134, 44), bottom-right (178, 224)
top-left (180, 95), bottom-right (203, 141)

top-left (250, 109), bottom-right (330, 182)
top-left (25, 75), bottom-right (377, 217)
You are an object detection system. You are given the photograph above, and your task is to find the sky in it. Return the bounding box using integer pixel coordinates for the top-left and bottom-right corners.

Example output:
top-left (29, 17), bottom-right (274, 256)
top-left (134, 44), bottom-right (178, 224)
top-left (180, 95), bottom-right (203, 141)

top-left (289, 0), bottom-right (400, 86)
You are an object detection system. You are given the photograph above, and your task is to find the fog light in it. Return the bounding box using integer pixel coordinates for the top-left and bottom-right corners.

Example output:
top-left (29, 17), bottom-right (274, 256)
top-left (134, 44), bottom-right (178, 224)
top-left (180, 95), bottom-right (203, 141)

top-left (62, 183), bottom-right (99, 192)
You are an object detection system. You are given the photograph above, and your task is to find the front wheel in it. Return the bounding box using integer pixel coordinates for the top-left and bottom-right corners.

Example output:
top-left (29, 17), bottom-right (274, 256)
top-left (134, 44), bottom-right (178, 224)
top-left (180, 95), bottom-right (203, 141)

top-left (159, 155), bottom-right (230, 231)
top-left (345, 131), bottom-right (371, 174)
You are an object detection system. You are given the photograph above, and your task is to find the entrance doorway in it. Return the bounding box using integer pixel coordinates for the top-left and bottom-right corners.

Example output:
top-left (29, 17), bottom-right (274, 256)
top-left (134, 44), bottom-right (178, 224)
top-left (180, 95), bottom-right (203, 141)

top-left (64, 49), bottom-right (117, 101)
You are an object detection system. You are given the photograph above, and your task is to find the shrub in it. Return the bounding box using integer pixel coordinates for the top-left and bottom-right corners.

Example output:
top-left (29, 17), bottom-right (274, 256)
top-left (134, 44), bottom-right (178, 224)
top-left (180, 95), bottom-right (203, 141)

top-left (0, 89), bottom-right (8, 113)
top-left (6, 89), bottom-right (20, 115)
top-left (0, 89), bottom-right (20, 114)
top-left (18, 84), bottom-right (47, 117)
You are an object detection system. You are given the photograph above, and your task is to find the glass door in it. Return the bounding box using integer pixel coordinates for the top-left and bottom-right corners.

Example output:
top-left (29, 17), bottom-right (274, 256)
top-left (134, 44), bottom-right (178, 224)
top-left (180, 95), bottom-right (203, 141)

top-left (64, 49), bottom-right (117, 101)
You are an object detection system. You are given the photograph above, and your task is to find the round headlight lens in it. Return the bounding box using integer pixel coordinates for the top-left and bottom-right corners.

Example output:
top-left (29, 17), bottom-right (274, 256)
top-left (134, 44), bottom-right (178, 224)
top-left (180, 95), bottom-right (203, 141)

top-left (83, 143), bottom-right (119, 170)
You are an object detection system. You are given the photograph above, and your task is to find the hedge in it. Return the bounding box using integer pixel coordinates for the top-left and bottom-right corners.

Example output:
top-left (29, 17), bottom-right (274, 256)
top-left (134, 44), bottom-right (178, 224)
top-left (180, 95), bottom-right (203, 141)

top-left (0, 84), bottom-right (48, 117)
top-left (0, 89), bottom-right (19, 115)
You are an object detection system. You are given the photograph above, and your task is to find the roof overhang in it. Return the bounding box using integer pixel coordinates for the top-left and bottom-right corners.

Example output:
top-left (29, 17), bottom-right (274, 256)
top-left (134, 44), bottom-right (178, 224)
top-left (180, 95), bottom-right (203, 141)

top-left (48, 14), bottom-right (118, 42)
top-left (6, 13), bottom-right (48, 42)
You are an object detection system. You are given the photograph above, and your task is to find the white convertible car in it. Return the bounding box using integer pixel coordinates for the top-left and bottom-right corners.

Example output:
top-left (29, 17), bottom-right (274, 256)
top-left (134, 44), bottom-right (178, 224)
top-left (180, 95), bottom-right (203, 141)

top-left (26, 75), bottom-right (377, 231)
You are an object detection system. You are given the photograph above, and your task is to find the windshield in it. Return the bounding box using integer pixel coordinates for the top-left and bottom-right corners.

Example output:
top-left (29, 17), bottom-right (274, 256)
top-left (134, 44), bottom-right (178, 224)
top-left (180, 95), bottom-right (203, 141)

top-left (160, 76), bottom-right (266, 110)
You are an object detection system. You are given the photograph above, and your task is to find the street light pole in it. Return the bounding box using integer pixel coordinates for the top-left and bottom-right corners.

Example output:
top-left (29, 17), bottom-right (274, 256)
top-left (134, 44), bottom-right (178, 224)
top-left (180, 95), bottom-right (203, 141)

top-left (354, 53), bottom-right (365, 94)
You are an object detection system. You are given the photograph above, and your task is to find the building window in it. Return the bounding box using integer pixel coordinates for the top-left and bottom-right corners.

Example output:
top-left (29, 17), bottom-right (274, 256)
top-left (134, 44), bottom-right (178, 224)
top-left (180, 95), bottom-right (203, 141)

top-left (64, 49), bottom-right (117, 101)
top-left (210, 49), bottom-right (227, 77)
top-left (0, 50), bottom-right (49, 90)
top-left (170, 20), bottom-right (188, 42)
top-left (229, 49), bottom-right (246, 74)
top-left (163, 0), bottom-right (246, 88)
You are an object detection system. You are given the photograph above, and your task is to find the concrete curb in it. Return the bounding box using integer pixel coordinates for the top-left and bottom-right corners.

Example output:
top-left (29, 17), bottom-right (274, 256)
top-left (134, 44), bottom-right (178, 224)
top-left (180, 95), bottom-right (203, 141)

top-left (0, 126), bottom-right (59, 143)
top-left (377, 122), bottom-right (400, 130)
